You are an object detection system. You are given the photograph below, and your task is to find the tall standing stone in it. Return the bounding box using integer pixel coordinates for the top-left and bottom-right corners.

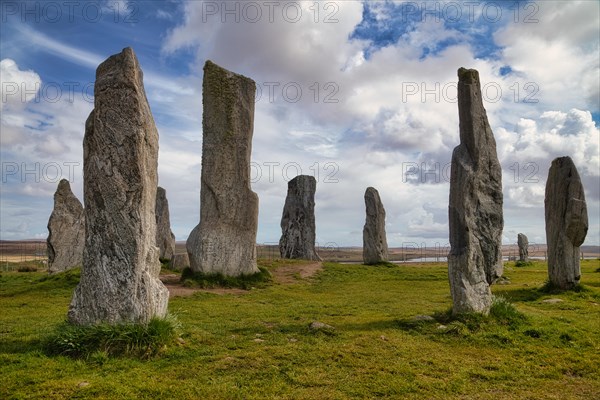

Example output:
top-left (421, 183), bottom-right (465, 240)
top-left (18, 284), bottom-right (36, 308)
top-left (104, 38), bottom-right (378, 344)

top-left (169, 253), bottom-right (190, 272)
top-left (156, 186), bottom-right (176, 261)
top-left (363, 187), bottom-right (389, 264)
top-left (186, 61), bottom-right (259, 277)
top-left (47, 179), bottom-right (85, 273)
top-left (545, 156), bottom-right (588, 289)
top-left (68, 48), bottom-right (169, 325)
top-left (448, 68), bottom-right (504, 314)
top-left (279, 175), bottom-right (321, 261)
top-left (517, 233), bottom-right (529, 262)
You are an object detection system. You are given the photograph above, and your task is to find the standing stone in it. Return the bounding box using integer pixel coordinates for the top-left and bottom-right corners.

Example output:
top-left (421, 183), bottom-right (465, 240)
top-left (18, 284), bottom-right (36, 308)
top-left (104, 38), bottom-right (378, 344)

top-left (545, 156), bottom-right (588, 289)
top-left (169, 253), bottom-right (190, 272)
top-left (279, 175), bottom-right (321, 261)
top-left (47, 179), bottom-right (85, 273)
top-left (186, 61), bottom-right (259, 277)
top-left (156, 187), bottom-right (176, 261)
top-left (517, 233), bottom-right (529, 262)
top-left (448, 68), bottom-right (504, 314)
top-left (362, 187), bottom-right (389, 264)
top-left (68, 47), bottom-right (169, 325)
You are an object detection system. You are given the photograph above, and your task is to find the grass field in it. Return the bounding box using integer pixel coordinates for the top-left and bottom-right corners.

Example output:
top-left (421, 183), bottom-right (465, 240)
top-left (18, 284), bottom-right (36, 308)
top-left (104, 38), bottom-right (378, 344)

top-left (1, 259), bottom-right (599, 399)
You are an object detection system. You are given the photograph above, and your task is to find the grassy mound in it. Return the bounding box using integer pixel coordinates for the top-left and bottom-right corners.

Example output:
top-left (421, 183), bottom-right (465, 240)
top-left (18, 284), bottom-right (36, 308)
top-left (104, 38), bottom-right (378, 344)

top-left (514, 260), bottom-right (534, 267)
top-left (180, 265), bottom-right (272, 290)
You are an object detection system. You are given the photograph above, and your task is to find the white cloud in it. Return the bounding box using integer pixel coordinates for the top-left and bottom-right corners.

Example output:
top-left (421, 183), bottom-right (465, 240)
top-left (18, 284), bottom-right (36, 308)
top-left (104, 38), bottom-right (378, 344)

top-left (156, 0), bottom-right (599, 247)
top-left (0, 59), bottom-right (41, 111)
top-left (495, 0), bottom-right (600, 111)
top-left (498, 109), bottom-right (599, 179)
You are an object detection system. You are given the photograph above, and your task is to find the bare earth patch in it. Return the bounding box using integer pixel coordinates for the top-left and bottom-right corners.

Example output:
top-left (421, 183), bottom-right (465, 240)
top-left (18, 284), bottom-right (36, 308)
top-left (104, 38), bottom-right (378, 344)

top-left (160, 262), bottom-right (323, 297)
top-left (270, 262), bottom-right (323, 284)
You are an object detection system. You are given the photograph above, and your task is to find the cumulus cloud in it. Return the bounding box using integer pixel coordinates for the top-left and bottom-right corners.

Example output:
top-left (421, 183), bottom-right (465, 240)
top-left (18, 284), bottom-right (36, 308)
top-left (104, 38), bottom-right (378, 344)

top-left (495, 0), bottom-right (600, 111)
top-left (0, 59), bottom-right (41, 111)
top-left (496, 108), bottom-right (599, 246)
top-left (155, 0), bottom-right (599, 247)
top-left (497, 109), bottom-right (599, 178)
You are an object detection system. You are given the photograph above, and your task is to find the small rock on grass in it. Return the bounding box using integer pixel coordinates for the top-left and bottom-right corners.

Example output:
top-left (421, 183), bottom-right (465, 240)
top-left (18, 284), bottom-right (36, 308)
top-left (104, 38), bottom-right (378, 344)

top-left (542, 298), bottom-right (564, 304)
top-left (413, 315), bottom-right (435, 321)
top-left (309, 321), bottom-right (335, 331)
top-left (496, 277), bottom-right (511, 285)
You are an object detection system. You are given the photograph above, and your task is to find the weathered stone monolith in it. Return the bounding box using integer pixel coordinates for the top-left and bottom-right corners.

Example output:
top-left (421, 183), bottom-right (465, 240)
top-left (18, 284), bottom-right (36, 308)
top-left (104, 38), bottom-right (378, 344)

top-left (186, 61), bottom-right (259, 277)
top-left (448, 68), bottom-right (504, 314)
top-left (169, 253), bottom-right (190, 272)
top-left (47, 179), bottom-right (85, 273)
top-left (279, 175), bottom-right (321, 261)
top-left (156, 187), bottom-right (175, 261)
top-left (363, 187), bottom-right (389, 264)
top-left (517, 233), bottom-right (529, 262)
top-left (545, 156), bottom-right (588, 289)
top-left (68, 47), bottom-right (169, 325)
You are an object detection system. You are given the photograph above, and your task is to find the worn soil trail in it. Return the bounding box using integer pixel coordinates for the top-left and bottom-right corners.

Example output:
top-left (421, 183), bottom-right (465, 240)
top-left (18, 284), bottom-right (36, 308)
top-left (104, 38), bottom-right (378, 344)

top-left (161, 261), bottom-right (323, 298)
top-left (268, 262), bottom-right (322, 284)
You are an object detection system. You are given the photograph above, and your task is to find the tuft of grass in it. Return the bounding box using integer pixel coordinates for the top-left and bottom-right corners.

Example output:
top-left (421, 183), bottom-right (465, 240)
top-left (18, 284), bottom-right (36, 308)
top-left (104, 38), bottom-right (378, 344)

top-left (44, 315), bottom-right (180, 359)
top-left (180, 266), bottom-right (272, 290)
top-left (488, 295), bottom-right (527, 327)
top-left (514, 260), bottom-right (533, 268)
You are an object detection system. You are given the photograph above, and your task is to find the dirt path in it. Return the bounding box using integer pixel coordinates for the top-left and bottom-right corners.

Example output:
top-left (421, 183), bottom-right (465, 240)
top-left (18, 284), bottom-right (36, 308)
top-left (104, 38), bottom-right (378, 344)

top-left (160, 262), bottom-right (323, 298)
top-left (269, 262), bottom-right (323, 284)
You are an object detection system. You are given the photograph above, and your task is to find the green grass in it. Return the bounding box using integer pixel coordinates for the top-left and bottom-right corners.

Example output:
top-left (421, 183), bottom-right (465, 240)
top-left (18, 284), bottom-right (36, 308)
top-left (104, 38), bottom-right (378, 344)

top-left (0, 260), bottom-right (46, 273)
top-left (0, 259), bottom-right (599, 399)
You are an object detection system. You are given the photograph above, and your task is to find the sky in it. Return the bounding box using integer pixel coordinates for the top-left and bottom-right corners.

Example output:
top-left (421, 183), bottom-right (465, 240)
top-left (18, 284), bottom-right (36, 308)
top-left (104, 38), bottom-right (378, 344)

top-left (1, 0), bottom-right (599, 251)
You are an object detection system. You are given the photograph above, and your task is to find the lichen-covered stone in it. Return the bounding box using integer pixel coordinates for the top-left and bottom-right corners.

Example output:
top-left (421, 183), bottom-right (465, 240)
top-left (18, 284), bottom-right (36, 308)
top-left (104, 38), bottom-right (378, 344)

top-left (47, 179), bottom-right (85, 273)
top-left (68, 47), bottom-right (169, 325)
top-left (517, 233), bottom-right (529, 262)
top-left (448, 68), bottom-right (504, 314)
top-left (279, 175), bottom-right (321, 261)
top-left (156, 187), bottom-right (175, 260)
top-left (363, 187), bottom-right (389, 264)
top-left (186, 61), bottom-right (259, 277)
top-left (545, 156), bottom-right (588, 289)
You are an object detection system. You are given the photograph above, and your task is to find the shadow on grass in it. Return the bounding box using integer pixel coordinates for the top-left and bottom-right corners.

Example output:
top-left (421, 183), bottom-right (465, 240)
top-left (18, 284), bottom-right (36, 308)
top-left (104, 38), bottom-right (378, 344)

top-left (180, 266), bottom-right (272, 290)
top-left (492, 287), bottom-right (545, 302)
top-left (0, 338), bottom-right (42, 355)
top-left (494, 282), bottom-right (595, 302)
top-left (335, 319), bottom-right (405, 332)
top-left (229, 318), bottom-right (413, 337)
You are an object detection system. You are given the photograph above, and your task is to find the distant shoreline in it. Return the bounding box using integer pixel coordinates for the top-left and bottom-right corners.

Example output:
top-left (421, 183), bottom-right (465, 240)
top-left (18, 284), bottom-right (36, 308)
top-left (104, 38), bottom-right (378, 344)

top-left (2, 240), bottom-right (598, 264)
